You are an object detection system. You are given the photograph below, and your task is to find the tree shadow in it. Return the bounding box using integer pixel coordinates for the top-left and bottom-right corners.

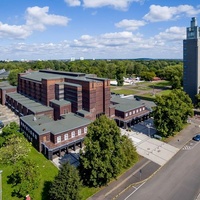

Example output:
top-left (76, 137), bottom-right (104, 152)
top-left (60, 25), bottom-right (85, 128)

top-left (41, 181), bottom-right (52, 200)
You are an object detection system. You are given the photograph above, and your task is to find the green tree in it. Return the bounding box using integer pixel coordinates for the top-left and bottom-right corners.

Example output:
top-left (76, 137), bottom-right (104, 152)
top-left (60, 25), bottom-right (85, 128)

top-left (0, 122), bottom-right (20, 147)
top-left (0, 134), bottom-right (31, 164)
top-left (140, 71), bottom-right (156, 81)
top-left (49, 162), bottom-right (82, 200)
top-left (153, 89), bottom-right (193, 137)
top-left (8, 68), bottom-right (23, 86)
top-left (195, 93), bottom-right (200, 108)
top-left (116, 65), bottom-right (126, 86)
top-left (79, 115), bottom-right (138, 187)
top-left (8, 158), bottom-right (41, 198)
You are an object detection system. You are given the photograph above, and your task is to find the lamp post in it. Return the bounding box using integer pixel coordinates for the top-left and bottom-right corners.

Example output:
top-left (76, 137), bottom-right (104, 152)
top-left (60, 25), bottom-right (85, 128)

top-left (147, 123), bottom-right (151, 137)
top-left (0, 170), bottom-right (2, 200)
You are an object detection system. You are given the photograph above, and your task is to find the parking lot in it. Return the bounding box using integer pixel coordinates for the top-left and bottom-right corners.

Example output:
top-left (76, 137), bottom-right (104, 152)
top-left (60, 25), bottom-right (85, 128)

top-left (0, 104), bottom-right (19, 127)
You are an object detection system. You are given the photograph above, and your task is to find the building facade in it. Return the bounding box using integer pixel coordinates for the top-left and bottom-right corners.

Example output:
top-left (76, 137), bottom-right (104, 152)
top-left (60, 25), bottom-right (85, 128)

top-left (183, 17), bottom-right (200, 102)
top-left (0, 69), bottom-right (152, 160)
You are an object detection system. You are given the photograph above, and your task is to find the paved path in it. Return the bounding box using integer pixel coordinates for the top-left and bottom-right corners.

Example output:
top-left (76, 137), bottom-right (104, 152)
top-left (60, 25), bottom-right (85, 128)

top-left (89, 118), bottom-right (200, 200)
top-left (0, 104), bottom-right (19, 125)
top-left (121, 128), bottom-right (179, 166)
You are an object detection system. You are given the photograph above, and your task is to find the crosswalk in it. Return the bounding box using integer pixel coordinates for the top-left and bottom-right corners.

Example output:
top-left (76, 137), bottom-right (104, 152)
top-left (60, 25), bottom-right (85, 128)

top-left (182, 141), bottom-right (199, 150)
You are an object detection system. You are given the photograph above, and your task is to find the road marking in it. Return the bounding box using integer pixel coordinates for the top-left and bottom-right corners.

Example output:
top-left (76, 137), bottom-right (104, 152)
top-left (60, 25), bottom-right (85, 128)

top-left (124, 182), bottom-right (146, 200)
top-left (182, 141), bottom-right (199, 150)
top-left (104, 160), bottom-right (151, 197)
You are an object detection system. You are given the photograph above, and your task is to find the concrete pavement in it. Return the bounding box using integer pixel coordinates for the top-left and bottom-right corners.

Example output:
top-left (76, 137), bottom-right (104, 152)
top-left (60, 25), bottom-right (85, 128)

top-left (89, 118), bottom-right (200, 200)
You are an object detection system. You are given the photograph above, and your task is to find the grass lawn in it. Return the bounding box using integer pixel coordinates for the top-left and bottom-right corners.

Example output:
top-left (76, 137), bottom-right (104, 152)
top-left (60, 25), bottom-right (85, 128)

top-left (0, 147), bottom-right (58, 200)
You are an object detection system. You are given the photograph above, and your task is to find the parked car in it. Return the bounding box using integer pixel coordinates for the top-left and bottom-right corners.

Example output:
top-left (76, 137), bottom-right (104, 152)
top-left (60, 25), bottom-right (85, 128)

top-left (193, 134), bottom-right (200, 141)
top-left (0, 121), bottom-right (4, 129)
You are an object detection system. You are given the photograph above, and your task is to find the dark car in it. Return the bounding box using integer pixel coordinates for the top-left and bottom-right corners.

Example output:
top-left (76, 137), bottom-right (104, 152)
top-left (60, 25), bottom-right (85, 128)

top-left (193, 134), bottom-right (200, 141)
top-left (0, 121), bottom-right (4, 129)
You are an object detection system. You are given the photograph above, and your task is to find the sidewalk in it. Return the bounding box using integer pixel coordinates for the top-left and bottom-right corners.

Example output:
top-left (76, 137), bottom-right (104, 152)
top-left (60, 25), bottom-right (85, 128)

top-left (88, 120), bottom-right (200, 200)
top-left (88, 158), bottom-right (160, 200)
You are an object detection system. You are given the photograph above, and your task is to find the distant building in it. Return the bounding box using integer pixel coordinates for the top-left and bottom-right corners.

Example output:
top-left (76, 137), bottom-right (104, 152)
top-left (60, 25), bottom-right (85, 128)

top-left (0, 69), bottom-right (152, 160)
top-left (183, 17), bottom-right (200, 102)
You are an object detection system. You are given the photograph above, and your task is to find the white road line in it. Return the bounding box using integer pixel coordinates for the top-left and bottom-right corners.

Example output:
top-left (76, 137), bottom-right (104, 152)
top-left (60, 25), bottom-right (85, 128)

top-left (124, 182), bottom-right (146, 200)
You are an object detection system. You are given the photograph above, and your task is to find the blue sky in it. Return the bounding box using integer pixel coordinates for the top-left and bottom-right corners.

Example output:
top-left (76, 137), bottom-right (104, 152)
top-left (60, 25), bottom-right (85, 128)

top-left (0, 0), bottom-right (200, 60)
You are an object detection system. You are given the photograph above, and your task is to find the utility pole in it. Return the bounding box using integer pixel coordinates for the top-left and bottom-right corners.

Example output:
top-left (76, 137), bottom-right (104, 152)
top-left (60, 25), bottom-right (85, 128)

top-left (0, 170), bottom-right (2, 200)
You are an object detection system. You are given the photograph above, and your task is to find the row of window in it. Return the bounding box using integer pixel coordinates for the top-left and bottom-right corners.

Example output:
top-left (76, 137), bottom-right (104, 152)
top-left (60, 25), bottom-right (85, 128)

top-left (125, 107), bottom-right (145, 117)
top-left (56, 127), bottom-right (87, 143)
top-left (21, 121), bottom-right (38, 140)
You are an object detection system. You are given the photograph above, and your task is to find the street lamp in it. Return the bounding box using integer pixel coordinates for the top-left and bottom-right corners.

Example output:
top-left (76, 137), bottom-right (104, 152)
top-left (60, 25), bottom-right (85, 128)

top-left (146, 123), bottom-right (151, 137)
top-left (0, 170), bottom-right (2, 200)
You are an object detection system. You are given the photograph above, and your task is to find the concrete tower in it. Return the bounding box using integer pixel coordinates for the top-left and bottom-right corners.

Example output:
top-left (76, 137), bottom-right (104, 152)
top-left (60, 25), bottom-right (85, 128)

top-left (183, 17), bottom-right (200, 103)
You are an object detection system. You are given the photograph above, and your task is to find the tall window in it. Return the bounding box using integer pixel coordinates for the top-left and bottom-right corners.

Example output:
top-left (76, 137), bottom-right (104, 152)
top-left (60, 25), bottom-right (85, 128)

top-left (78, 129), bottom-right (81, 136)
top-left (57, 136), bottom-right (61, 143)
top-left (71, 131), bottom-right (75, 138)
top-left (84, 127), bottom-right (87, 134)
top-left (64, 133), bottom-right (68, 140)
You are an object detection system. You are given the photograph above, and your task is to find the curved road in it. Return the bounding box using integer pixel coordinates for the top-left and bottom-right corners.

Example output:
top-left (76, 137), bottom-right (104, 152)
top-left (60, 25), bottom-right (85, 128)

top-left (120, 140), bottom-right (200, 200)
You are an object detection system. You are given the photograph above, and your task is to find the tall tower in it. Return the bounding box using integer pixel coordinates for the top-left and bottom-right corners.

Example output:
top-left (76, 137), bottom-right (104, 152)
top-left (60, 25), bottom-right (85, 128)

top-left (183, 17), bottom-right (200, 103)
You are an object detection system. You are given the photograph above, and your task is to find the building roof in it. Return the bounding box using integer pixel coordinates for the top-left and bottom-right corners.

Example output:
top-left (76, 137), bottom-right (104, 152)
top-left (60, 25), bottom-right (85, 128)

top-left (21, 113), bottom-right (91, 135)
top-left (20, 70), bottom-right (102, 83)
top-left (6, 93), bottom-right (53, 113)
top-left (111, 95), bottom-right (145, 112)
top-left (50, 99), bottom-right (71, 106)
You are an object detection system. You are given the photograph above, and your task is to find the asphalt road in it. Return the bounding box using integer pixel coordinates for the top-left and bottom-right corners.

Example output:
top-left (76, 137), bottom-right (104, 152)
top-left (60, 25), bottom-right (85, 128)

top-left (118, 140), bottom-right (200, 200)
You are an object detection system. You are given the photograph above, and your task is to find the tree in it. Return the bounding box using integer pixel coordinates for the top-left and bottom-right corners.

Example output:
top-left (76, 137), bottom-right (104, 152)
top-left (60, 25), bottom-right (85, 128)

top-left (8, 68), bottom-right (23, 86)
top-left (8, 159), bottom-right (40, 198)
top-left (140, 71), bottom-right (156, 81)
top-left (49, 162), bottom-right (82, 200)
top-left (116, 65), bottom-right (126, 86)
top-left (79, 115), bottom-right (138, 187)
top-left (0, 134), bottom-right (31, 164)
top-left (195, 93), bottom-right (200, 108)
top-left (153, 89), bottom-right (193, 137)
top-left (0, 122), bottom-right (20, 147)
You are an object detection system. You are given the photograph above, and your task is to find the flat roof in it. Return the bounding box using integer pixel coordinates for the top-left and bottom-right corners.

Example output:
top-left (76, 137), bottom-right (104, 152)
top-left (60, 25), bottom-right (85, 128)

top-left (21, 113), bottom-right (91, 135)
top-left (111, 95), bottom-right (145, 112)
top-left (7, 93), bottom-right (53, 113)
top-left (20, 71), bottom-right (101, 83)
top-left (50, 99), bottom-right (71, 106)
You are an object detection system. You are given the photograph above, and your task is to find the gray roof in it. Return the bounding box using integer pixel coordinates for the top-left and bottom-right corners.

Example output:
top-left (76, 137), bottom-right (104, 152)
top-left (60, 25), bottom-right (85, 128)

top-left (21, 113), bottom-right (91, 135)
top-left (7, 93), bottom-right (53, 113)
top-left (50, 99), bottom-right (71, 106)
top-left (21, 71), bottom-right (101, 83)
top-left (111, 95), bottom-right (145, 112)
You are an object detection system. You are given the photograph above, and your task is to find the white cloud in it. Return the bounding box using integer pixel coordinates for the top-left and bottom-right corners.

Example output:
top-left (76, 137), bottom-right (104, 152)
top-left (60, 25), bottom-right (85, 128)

top-left (115, 19), bottom-right (146, 30)
top-left (154, 26), bottom-right (186, 41)
top-left (0, 23), bottom-right (31, 39)
top-left (64, 0), bottom-right (81, 7)
top-left (0, 6), bottom-right (70, 40)
top-left (144, 4), bottom-right (200, 22)
top-left (25, 6), bottom-right (70, 31)
top-left (82, 0), bottom-right (142, 10)
top-left (0, 28), bottom-right (184, 60)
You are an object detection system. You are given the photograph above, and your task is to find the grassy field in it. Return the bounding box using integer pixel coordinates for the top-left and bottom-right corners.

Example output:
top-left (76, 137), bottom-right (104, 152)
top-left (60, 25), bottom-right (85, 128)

top-left (0, 147), bottom-right (58, 200)
top-left (110, 80), bottom-right (171, 98)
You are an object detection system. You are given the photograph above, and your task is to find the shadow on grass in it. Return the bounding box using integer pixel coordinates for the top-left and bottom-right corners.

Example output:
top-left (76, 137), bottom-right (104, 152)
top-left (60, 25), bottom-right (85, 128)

top-left (41, 181), bottom-right (52, 200)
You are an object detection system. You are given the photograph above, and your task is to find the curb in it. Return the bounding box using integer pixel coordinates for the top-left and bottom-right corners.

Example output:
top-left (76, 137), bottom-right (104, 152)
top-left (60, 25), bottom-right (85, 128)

top-left (112, 128), bottom-right (196, 200)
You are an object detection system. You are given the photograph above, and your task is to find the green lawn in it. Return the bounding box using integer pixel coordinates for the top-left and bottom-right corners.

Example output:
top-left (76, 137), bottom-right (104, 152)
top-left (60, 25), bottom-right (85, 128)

top-left (0, 147), bottom-right (58, 200)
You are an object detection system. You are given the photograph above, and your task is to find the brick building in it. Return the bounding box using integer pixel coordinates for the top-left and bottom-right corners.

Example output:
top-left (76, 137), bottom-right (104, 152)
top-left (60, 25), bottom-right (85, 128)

top-left (0, 69), bottom-right (152, 160)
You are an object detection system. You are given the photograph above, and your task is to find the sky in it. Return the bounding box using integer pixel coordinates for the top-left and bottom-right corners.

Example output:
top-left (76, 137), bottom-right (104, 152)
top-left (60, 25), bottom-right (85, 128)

top-left (0, 0), bottom-right (200, 61)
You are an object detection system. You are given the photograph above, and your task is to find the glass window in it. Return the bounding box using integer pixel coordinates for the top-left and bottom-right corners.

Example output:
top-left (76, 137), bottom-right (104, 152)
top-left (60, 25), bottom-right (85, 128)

top-left (57, 136), bottom-right (61, 143)
top-left (84, 127), bottom-right (87, 134)
top-left (64, 133), bottom-right (68, 140)
top-left (129, 111), bottom-right (132, 115)
top-left (78, 129), bottom-right (81, 135)
top-left (71, 131), bottom-right (75, 138)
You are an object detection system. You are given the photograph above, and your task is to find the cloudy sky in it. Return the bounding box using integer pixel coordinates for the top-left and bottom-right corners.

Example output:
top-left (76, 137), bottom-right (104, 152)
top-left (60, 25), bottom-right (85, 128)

top-left (0, 0), bottom-right (199, 60)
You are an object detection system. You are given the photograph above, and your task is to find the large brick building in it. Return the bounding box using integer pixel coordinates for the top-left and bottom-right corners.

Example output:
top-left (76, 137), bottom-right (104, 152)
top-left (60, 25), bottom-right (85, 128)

top-left (0, 69), bottom-right (152, 159)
